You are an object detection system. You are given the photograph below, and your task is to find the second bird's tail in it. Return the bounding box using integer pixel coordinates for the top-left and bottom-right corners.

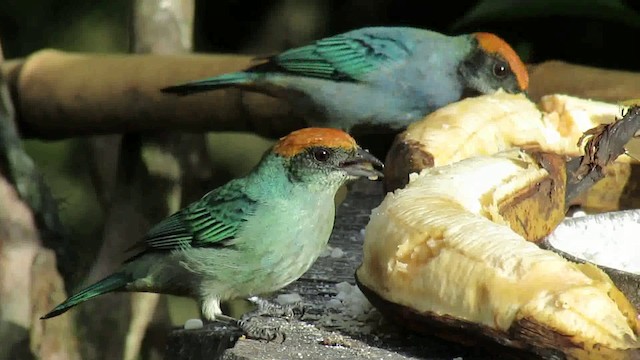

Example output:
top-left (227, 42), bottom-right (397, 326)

top-left (160, 72), bottom-right (256, 96)
top-left (40, 272), bottom-right (131, 319)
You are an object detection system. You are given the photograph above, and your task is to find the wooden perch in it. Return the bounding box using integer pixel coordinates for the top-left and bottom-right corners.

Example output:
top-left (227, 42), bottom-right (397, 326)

top-left (4, 51), bottom-right (640, 140)
top-left (2, 50), bottom-right (304, 139)
top-left (527, 61), bottom-right (640, 103)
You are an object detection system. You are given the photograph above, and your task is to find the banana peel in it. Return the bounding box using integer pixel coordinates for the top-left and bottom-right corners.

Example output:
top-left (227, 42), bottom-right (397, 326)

top-left (384, 91), bottom-right (640, 212)
top-left (356, 149), bottom-right (640, 359)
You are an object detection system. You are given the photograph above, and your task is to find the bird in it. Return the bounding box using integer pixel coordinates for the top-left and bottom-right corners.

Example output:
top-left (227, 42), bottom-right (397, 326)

top-left (41, 128), bottom-right (384, 330)
top-left (161, 26), bottom-right (529, 133)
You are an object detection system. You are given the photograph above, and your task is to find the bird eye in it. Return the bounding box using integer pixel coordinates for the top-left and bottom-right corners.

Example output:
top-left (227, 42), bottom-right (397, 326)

top-left (312, 147), bottom-right (331, 162)
top-left (493, 61), bottom-right (509, 78)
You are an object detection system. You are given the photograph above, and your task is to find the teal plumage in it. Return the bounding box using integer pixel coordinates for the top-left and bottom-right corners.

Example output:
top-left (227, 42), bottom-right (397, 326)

top-left (257, 34), bottom-right (410, 81)
top-left (135, 182), bottom-right (257, 252)
top-left (162, 27), bottom-right (529, 132)
top-left (41, 128), bottom-right (383, 321)
top-left (42, 273), bottom-right (131, 319)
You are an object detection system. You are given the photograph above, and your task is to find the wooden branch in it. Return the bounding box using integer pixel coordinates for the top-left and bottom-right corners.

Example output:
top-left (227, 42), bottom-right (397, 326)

top-left (166, 325), bottom-right (242, 360)
top-left (5, 50), bottom-right (640, 140)
top-left (0, 42), bottom-right (79, 356)
top-left (2, 50), bottom-right (303, 140)
top-left (0, 174), bottom-right (81, 360)
top-left (527, 60), bottom-right (640, 103)
top-left (0, 42), bottom-right (75, 286)
top-left (121, 3), bottom-right (199, 359)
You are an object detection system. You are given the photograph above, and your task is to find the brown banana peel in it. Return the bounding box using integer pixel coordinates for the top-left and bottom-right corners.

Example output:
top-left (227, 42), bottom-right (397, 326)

top-left (384, 91), bottom-right (640, 212)
top-left (357, 149), bottom-right (640, 359)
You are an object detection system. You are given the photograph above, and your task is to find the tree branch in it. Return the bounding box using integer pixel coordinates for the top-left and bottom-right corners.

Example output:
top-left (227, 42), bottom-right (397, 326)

top-left (0, 42), bottom-right (75, 287)
top-left (0, 39), bottom-right (80, 360)
top-left (2, 50), bottom-right (302, 140)
top-left (527, 60), bottom-right (640, 103)
top-left (5, 52), bottom-right (640, 140)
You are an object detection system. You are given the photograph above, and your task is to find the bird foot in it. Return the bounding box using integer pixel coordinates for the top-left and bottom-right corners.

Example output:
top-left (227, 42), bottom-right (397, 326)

top-left (246, 296), bottom-right (305, 320)
top-left (237, 316), bottom-right (285, 342)
top-left (234, 296), bottom-right (306, 342)
top-left (208, 313), bottom-right (284, 342)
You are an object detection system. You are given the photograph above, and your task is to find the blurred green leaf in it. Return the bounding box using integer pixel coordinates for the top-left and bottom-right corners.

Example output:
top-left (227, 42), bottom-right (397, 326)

top-left (206, 132), bottom-right (275, 178)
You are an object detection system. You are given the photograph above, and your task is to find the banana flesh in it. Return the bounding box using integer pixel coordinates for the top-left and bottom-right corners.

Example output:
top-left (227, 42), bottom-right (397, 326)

top-left (384, 92), bottom-right (639, 213)
top-left (357, 150), bottom-right (640, 358)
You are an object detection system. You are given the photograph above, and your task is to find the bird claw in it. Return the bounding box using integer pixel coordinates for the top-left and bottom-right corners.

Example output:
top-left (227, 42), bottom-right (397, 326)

top-left (247, 296), bottom-right (305, 320)
top-left (232, 297), bottom-right (307, 342)
top-left (282, 301), bottom-right (306, 320)
top-left (237, 317), bottom-right (285, 343)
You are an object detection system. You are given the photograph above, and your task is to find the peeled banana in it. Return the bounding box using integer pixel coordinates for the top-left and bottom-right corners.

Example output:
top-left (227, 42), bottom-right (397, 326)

top-left (384, 91), bottom-right (639, 212)
top-left (357, 149), bottom-right (640, 359)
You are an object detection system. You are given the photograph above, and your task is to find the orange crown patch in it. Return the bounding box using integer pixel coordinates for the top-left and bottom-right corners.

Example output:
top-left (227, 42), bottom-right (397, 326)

top-left (273, 128), bottom-right (358, 158)
top-left (474, 32), bottom-right (529, 91)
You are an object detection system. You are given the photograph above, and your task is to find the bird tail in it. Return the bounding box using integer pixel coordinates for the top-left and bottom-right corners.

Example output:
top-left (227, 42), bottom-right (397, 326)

top-left (160, 72), bottom-right (257, 96)
top-left (40, 272), bottom-right (131, 319)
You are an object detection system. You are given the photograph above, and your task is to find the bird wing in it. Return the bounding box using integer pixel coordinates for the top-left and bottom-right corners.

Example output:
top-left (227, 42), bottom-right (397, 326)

top-left (255, 32), bottom-right (412, 82)
top-left (126, 182), bottom-right (257, 259)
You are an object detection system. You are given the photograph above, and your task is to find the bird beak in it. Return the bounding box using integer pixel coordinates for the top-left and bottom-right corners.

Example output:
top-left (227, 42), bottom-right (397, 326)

top-left (340, 148), bottom-right (384, 180)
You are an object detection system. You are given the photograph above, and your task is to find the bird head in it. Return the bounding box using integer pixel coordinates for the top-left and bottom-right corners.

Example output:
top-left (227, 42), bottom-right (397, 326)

top-left (458, 32), bottom-right (529, 96)
top-left (270, 128), bottom-right (384, 187)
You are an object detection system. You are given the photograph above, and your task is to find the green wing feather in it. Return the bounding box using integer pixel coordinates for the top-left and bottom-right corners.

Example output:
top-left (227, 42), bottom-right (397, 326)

top-left (127, 181), bottom-right (257, 258)
top-left (264, 34), bottom-right (411, 81)
top-left (160, 30), bottom-right (414, 95)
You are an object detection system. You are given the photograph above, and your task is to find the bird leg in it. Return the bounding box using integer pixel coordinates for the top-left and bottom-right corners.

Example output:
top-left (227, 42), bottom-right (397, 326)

top-left (198, 297), bottom-right (283, 341)
top-left (193, 313), bottom-right (279, 342)
top-left (230, 296), bottom-right (306, 342)
top-left (205, 308), bottom-right (286, 342)
top-left (245, 296), bottom-right (305, 320)
top-left (214, 314), bottom-right (238, 323)
top-left (236, 316), bottom-right (283, 342)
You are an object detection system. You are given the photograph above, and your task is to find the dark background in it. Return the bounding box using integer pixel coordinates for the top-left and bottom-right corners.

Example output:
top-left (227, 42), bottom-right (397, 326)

top-left (3, 0), bottom-right (640, 69)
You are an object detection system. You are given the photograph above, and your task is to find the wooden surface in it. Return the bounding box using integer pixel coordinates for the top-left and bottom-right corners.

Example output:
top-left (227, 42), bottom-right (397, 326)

top-left (5, 51), bottom-right (640, 140)
top-left (167, 179), bottom-right (497, 360)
